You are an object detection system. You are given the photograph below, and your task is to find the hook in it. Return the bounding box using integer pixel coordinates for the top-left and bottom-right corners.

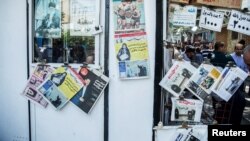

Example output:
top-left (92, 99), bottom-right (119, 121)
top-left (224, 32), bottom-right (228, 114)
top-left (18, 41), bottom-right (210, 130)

top-left (38, 59), bottom-right (48, 66)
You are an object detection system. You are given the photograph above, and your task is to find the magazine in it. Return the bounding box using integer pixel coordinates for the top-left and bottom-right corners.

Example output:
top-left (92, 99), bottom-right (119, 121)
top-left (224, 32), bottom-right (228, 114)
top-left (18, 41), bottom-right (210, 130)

top-left (159, 61), bottom-right (196, 97)
top-left (171, 97), bottom-right (203, 122)
top-left (71, 67), bottom-right (109, 114)
top-left (21, 65), bottom-right (54, 108)
top-left (37, 67), bottom-right (83, 110)
top-left (211, 66), bottom-right (248, 101)
top-left (185, 64), bottom-right (221, 101)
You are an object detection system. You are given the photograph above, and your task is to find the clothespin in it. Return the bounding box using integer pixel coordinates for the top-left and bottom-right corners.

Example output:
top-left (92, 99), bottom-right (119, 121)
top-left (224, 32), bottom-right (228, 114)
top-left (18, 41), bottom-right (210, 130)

top-left (177, 55), bottom-right (183, 61)
top-left (178, 121), bottom-right (191, 129)
top-left (226, 61), bottom-right (236, 68)
top-left (203, 58), bottom-right (211, 64)
top-left (38, 59), bottom-right (48, 66)
top-left (62, 62), bottom-right (70, 67)
top-left (178, 95), bottom-right (185, 101)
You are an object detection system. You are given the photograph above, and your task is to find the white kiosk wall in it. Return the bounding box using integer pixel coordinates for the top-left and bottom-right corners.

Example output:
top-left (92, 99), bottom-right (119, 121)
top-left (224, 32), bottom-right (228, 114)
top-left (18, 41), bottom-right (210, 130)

top-left (0, 0), bottom-right (29, 141)
top-left (0, 0), bottom-right (155, 141)
top-left (108, 0), bottom-right (155, 141)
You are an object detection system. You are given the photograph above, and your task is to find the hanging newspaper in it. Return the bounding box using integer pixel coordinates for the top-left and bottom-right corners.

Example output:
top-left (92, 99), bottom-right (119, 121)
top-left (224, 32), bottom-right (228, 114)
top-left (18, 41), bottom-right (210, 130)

top-left (37, 67), bottom-right (83, 110)
top-left (211, 66), bottom-right (248, 101)
top-left (170, 125), bottom-right (207, 141)
top-left (70, 0), bottom-right (96, 36)
top-left (199, 7), bottom-right (224, 32)
top-left (71, 67), bottom-right (109, 114)
top-left (185, 63), bottom-right (221, 101)
top-left (21, 65), bottom-right (54, 108)
top-left (115, 32), bottom-right (149, 79)
top-left (159, 61), bottom-right (196, 97)
top-left (113, 0), bottom-right (146, 34)
top-left (171, 98), bottom-right (203, 122)
top-left (35, 0), bottom-right (61, 38)
top-left (227, 10), bottom-right (250, 36)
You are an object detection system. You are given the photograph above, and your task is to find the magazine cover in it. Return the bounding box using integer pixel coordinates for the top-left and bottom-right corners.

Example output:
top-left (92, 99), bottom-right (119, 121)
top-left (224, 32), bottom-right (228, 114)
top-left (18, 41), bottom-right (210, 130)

top-left (113, 0), bottom-right (145, 34)
top-left (159, 61), bottom-right (196, 97)
top-left (171, 97), bottom-right (203, 122)
top-left (211, 66), bottom-right (248, 101)
top-left (71, 67), bottom-right (109, 114)
top-left (35, 0), bottom-right (61, 38)
top-left (185, 64), bottom-right (221, 101)
top-left (115, 32), bottom-right (149, 79)
top-left (70, 0), bottom-right (96, 36)
top-left (38, 67), bottom-right (83, 110)
top-left (21, 65), bottom-right (54, 108)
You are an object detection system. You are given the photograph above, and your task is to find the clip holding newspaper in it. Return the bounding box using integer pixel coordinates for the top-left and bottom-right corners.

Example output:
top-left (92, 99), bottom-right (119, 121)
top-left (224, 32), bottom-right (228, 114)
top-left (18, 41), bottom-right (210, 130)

top-left (159, 61), bottom-right (196, 97)
top-left (171, 97), bottom-right (203, 122)
top-left (185, 63), bottom-right (221, 101)
top-left (211, 66), bottom-right (248, 102)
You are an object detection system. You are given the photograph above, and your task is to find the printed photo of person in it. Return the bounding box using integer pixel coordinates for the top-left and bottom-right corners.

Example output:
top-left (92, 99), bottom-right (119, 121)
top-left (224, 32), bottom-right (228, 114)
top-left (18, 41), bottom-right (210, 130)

top-left (117, 43), bottom-right (131, 61)
top-left (225, 77), bottom-right (241, 94)
top-left (35, 0), bottom-right (61, 38)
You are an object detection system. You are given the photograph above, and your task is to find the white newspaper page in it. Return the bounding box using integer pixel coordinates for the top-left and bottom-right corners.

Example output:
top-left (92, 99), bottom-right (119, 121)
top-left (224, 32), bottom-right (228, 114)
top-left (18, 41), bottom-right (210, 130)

top-left (211, 66), bottom-right (248, 101)
top-left (186, 63), bottom-right (221, 101)
top-left (159, 61), bottom-right (196, 97)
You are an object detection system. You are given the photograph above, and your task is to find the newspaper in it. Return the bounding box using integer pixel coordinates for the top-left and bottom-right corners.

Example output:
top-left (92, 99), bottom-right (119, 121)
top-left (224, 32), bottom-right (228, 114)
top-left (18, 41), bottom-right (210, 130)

top-left (185, 63), bottom-right (221, 101)
top-left (37, 67), bottom-right (83, 110)
top-left (21, 65), bottom-right (54, 108)
top-left (169, 126), bottom-right (207, 141)
top-left (211, 66), bottom-right (248, 101)
top-left (171, 97), bottom-right (203, 122)
top-left (159, 61), bottom-right (196, 97)
top-left (71, 67), bottom-right (109, 114)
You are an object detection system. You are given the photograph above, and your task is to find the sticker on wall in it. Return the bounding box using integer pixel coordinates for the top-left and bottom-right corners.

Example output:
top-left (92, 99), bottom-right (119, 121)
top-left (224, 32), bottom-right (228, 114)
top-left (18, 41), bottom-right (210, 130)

top-left (227, 10), bottom-right (250, 36)
top-left (199, 7), bottom-right (224, 32)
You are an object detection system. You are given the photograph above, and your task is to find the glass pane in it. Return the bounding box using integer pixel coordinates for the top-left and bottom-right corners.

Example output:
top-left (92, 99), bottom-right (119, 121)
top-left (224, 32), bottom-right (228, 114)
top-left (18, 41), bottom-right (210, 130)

top-left (33, 0), bottom-right (96, 64)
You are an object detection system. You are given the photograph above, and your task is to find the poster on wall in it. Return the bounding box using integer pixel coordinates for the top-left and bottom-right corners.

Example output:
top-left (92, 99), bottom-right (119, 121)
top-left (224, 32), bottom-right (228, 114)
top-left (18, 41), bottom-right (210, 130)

top-left (113, 0), bottom-right (145, 34)
top-left (227, 10), bottom-right (250, 36)
top-left (172, 5), bottom-right (197, 27)
top-left (35, 0), bottom-right (61, 38)
top-left (171, 98), bottom-right (203, 122)
top-left (70, 0), bottom-right (96, 36)
top-left (199, 7), bottom-right (224, 32)
top-left (114, 32), bottom-right (149, 79)
top-left (159, 61), bottom-right (196, 97)
top-left (211, 66), bottom-right (248, 101)
top-left (38, 67), bottom-right (83, 110)
top-left (21, 65), bottom-right (54, 108)
top-left (185, 64), bottom-right (221, 101)
top-left (71, 67), bottom-right (109, 114)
